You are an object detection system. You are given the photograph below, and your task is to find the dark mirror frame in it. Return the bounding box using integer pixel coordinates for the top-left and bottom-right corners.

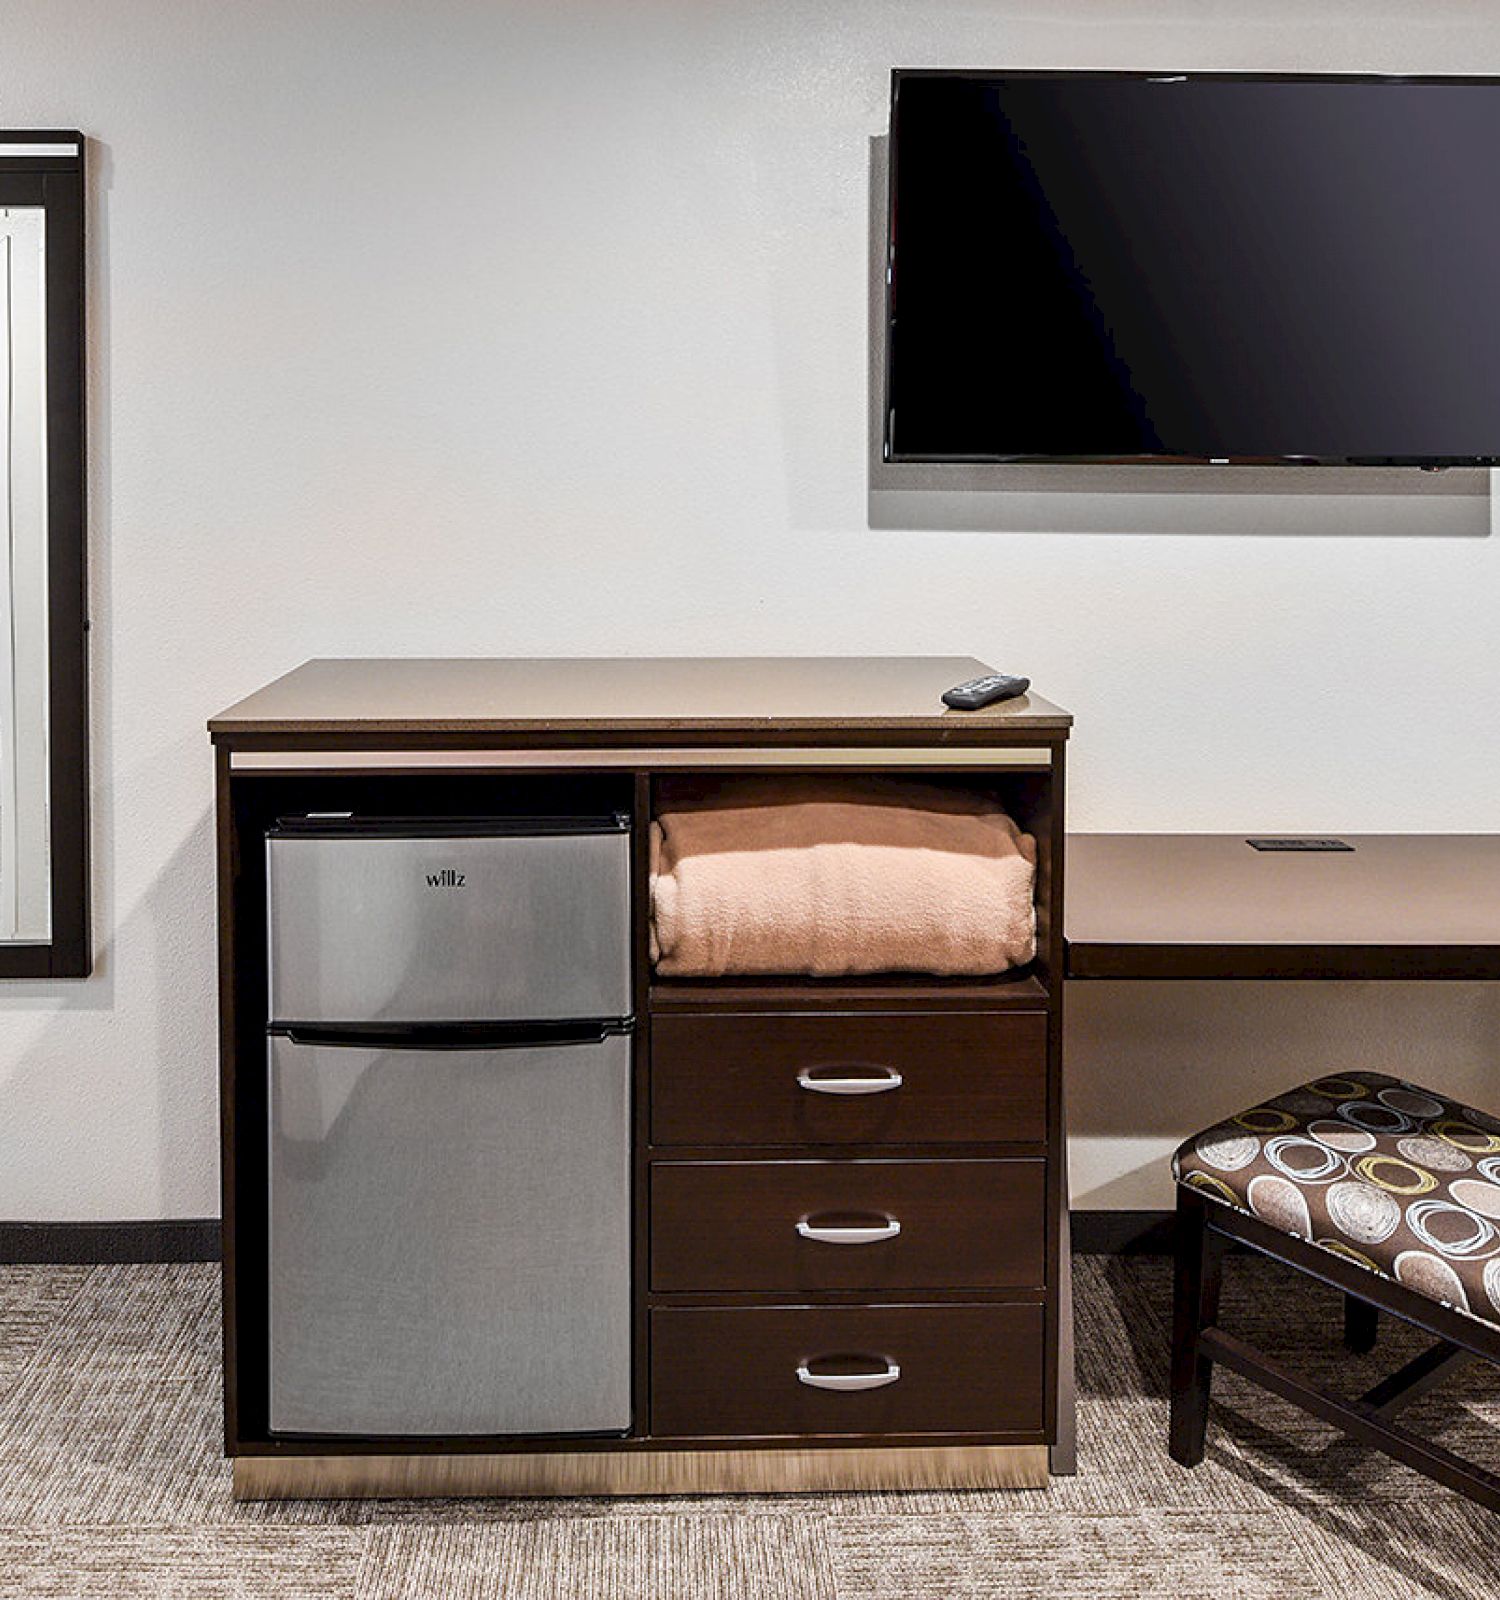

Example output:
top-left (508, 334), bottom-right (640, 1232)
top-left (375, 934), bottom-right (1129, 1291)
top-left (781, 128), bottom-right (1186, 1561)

top-left (0, 133), bottom-right (88, 977)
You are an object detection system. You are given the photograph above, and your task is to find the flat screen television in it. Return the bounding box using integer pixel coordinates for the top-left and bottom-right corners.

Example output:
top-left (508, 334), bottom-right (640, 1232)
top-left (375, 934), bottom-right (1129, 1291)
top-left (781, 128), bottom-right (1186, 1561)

top-left (884, 70), bottom-right (1500, 466)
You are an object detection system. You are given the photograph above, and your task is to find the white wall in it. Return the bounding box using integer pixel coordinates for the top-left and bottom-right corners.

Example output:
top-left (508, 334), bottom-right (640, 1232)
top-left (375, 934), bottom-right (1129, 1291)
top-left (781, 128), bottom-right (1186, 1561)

top-left (1, 0), bottom-right (1497, 1219)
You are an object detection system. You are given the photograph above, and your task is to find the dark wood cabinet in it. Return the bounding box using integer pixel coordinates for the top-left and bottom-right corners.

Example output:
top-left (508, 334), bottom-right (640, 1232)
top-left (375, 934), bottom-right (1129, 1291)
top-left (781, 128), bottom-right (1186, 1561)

top-left (651, 1158), bottom-right (1046, 1292)
top-left (210, 657), bottom-right (1071, 1498)
top-left (641, 765), bottom-right (1065, 1458)
top-left (651, 1010), bottom-right (1048, 1147)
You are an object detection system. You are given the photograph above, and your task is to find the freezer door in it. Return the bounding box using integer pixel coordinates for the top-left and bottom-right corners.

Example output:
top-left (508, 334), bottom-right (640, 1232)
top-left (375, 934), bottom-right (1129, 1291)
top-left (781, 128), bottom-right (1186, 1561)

top-left (267, 1031), bottom-right (632, 1437)
top-left (267, 822), bottom-right (631, 1024)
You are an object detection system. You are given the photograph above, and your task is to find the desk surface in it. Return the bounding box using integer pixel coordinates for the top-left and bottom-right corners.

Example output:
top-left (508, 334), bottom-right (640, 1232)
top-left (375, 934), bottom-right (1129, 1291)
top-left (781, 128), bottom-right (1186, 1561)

top-left (1066, 833), bottom-right (1500, 980)
top-left (209, 657), bottom-right (1073, 740)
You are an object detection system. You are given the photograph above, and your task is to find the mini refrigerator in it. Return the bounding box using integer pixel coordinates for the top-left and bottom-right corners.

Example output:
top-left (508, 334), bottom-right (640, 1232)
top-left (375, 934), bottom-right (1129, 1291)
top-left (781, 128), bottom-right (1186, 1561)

top-left (264, 813), bottom-right (634, 1438)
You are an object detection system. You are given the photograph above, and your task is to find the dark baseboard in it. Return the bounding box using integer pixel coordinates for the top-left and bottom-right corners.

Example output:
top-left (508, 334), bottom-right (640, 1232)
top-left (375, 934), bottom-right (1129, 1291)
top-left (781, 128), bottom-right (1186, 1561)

top-left (1071, 1208), bottom-right (1175, 1255)
top-left (1, 1212), bottom-right (1174, 1265)
top-left (0, 1219), bottom-right (219, 1264)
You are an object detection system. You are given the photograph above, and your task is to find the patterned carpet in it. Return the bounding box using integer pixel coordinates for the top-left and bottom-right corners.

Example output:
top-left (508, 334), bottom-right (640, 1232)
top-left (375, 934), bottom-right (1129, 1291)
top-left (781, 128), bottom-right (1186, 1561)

top-left (0, 1255), bottom-right (1494, 1598)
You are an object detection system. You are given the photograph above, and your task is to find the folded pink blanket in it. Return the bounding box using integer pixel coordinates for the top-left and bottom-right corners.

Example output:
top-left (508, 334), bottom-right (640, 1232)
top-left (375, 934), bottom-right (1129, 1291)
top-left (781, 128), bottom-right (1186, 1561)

top-left (649, 779), bottom-right (1036, 977)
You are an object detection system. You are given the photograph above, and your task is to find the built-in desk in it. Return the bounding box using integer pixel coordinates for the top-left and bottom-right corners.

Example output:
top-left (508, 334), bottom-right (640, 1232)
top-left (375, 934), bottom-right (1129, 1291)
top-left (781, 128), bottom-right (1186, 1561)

top-left (211, 657), bottom-right (1073, 1499)
top-left (1066, 834), bottom-right (1500, 981)
top-left (1062, 832), bottom-right (1500, 1249)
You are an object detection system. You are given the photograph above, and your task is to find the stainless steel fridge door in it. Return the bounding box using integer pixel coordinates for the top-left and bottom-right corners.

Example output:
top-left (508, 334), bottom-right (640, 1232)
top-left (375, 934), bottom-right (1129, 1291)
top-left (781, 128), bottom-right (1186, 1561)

top-left (267, 1030), bottom-right (632, 1437)
top-left (267, 823), bottom-right (631, 1023)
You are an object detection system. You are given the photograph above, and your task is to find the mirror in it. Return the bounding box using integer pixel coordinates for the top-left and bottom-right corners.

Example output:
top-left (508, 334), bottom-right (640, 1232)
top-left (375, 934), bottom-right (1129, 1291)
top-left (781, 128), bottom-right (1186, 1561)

top-left (2, 202), bottom-right (50, 940)
top-left (0, 135), bottom-right (87, 976)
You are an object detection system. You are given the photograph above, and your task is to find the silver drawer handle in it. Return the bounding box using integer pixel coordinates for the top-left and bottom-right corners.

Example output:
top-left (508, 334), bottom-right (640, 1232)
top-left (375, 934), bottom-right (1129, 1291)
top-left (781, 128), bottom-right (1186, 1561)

top-left (796, 1218), bottom-right (901, 1245)
top-left (797, 1360), bottom-right (902, 1392)
top-left (796, 1067), bottom-right (903, 1096)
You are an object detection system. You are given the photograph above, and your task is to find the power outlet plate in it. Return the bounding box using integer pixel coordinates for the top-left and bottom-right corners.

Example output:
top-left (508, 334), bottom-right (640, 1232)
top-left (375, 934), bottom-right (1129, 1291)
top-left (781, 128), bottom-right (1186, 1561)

top-left (1245, 838), bottom-right (1354, 852)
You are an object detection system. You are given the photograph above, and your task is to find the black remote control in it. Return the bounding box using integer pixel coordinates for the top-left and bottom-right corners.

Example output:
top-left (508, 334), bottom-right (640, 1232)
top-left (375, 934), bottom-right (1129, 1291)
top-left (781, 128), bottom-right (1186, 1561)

top-left (941, 674), bottom-right (1031, 710)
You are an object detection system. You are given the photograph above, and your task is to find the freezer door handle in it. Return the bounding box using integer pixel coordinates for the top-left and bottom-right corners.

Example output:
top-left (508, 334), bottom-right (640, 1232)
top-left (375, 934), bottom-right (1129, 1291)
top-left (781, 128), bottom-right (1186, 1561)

top-left (279, 1019), bottom-right (632, 1051)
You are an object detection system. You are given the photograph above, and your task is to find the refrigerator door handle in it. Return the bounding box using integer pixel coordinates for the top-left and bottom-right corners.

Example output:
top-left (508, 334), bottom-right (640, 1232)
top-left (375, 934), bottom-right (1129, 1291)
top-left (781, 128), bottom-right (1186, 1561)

top-left (278, 1019), bottom-right (632, 1051)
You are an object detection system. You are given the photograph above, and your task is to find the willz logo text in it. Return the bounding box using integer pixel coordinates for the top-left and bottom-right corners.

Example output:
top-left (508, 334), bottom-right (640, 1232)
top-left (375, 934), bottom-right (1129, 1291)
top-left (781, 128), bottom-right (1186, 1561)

top-left (424, 869), bottom-right (466, 888)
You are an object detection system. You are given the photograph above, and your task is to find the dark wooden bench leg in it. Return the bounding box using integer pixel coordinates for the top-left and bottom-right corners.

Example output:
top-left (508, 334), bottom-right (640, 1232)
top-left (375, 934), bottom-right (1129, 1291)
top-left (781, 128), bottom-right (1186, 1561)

top-left (1169, 1186), bottom-right (1227, 1467)
top-left (1344, 1293), bottom-right (1379, 1354)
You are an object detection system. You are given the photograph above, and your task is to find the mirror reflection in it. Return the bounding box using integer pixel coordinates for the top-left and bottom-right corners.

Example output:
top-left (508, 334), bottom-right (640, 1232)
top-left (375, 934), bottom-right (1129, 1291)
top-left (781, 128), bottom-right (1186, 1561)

top-left (0, 202), bottom-right (50, 942)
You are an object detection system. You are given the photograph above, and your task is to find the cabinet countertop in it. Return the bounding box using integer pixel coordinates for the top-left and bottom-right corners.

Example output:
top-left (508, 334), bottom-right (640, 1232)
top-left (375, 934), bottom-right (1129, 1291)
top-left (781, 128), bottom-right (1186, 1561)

top-left (208, 657), bottom-right (1072, 739)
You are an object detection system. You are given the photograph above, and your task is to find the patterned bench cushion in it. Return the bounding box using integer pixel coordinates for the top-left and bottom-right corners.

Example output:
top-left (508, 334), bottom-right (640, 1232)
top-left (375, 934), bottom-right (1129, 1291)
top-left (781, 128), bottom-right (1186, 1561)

top-left (1173, 1071), bottom-right (1500, 1329)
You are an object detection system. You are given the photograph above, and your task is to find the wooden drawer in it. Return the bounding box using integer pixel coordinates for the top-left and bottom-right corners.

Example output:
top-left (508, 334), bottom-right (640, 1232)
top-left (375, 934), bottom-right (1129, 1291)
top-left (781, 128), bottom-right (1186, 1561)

top-left (650, 1011), bottom-right (1047, 1147)
top-left (650, 1304), bottom-right (1044, 1439)
top-left (651, 1158), bottom-right (1045, 1292)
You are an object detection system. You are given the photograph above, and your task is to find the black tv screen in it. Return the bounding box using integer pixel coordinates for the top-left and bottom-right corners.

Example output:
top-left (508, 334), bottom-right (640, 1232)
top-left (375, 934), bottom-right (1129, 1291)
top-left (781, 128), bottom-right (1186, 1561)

top-left (885, 71), bottom-right (1500, 466)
